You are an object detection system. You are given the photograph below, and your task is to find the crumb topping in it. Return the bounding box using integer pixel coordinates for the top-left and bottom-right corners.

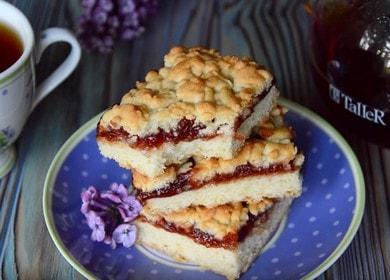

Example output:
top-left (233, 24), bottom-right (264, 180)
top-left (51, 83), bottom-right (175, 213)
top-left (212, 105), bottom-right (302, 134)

top-left (142, 198), bottom-right (275, 239)
top-left (99, 46), bottom-right (273, 137)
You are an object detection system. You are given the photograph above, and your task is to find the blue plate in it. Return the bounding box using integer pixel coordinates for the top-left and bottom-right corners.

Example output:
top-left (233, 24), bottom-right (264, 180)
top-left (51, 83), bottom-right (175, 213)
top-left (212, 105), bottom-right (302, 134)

top-left (43, 98), bottom-right (365, 280)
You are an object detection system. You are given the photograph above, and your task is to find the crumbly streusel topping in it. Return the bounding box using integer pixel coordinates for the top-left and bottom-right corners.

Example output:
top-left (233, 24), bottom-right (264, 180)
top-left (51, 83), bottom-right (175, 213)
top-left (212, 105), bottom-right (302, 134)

top-left (142, 198), bottom-right (275, 239)
top-left (99, 46), bottom-right (273, 137)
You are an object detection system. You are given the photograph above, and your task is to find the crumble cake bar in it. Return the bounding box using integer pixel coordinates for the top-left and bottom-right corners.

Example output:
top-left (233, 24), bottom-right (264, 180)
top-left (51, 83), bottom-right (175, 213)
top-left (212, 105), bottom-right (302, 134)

top-left (136, 198), bottom-right (292, 280)
top-left (97, 46), bottom-right (278, 177)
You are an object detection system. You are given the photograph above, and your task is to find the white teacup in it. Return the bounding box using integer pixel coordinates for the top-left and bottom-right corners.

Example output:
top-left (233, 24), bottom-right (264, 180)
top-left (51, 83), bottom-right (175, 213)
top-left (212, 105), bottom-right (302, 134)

top-left (0, 0), bottom-right (81, 177)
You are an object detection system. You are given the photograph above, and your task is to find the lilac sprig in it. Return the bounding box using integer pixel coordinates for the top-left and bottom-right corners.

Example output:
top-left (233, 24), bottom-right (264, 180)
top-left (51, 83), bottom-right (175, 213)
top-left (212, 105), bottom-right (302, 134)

top-left (77, 0), bottom-right (159, 53)
top-left (81, 183), bottom-right (142, 248)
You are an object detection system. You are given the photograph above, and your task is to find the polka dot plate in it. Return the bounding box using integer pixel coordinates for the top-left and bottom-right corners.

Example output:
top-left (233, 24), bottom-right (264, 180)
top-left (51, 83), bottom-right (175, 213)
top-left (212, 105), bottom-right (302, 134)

top-left (43, 98), bottom-right (365, 280)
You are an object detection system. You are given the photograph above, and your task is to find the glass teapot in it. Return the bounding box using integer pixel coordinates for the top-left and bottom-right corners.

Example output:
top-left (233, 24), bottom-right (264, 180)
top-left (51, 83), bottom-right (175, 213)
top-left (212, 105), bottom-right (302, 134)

top-left (309, 0), bottom-right (390, 146)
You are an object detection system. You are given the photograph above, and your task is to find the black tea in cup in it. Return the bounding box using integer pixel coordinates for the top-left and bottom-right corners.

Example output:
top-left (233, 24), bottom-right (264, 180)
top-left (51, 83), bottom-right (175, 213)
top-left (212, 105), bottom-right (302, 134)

top-left (0, 22), bottom-right (23, 73)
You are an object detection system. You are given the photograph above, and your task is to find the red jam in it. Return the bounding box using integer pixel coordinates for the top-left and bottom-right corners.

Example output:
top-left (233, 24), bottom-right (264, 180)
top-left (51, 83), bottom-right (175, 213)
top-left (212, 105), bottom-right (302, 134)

top-left (203, 163), bottom-right (291, 186)
top-left (98, 118), bottom-right (208, 150)
top-left (142, 207), bottom-right (271, 249)
top-left (238, 206), bottom-right (269, 242)
top-left (133, 118), bottom-right (207, 149)
top-left (97, 126), bottom-right (129, 142)
top-left (136, 171), bottom-right (192, 204)
top-left (136, 162), bottom-right (296, 203)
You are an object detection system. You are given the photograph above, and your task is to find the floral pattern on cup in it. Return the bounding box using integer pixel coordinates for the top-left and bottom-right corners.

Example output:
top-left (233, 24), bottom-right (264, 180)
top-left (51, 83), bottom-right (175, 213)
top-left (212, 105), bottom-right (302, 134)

top-left (0, 126), bottom-right (15, 149)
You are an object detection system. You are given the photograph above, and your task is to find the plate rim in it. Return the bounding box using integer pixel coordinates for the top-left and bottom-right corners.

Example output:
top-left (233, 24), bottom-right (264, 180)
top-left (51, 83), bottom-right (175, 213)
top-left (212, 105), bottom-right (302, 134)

top-left (42, 98), bottom-right (365, 280)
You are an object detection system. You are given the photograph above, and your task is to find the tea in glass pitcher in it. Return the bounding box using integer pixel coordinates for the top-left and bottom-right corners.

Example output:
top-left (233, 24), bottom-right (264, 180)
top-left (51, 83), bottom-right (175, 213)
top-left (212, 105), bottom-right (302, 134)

top-left (310, 0), bottom-right (390, 145)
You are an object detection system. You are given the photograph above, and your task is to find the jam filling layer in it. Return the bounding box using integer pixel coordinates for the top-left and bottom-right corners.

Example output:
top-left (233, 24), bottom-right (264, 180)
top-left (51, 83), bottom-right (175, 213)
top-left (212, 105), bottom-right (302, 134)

top-left (136, 161), bottom-right (297, 203)
top-left (140, 206), bottom-right (272, 250)
top-left (97, 84), bottom-right (273, 150)
top-left (98, 118), bottom-right (209, 150)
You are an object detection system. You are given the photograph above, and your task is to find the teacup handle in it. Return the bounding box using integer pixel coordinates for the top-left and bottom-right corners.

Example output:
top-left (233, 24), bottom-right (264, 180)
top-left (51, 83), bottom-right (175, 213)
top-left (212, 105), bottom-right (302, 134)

top-left (31, 27), bottom-right (81, 111)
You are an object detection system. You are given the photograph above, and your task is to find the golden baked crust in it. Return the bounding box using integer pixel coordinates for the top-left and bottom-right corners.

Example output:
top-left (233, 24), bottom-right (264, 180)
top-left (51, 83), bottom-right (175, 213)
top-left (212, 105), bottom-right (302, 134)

top-left (142, 198), bottom-right (275, 240)
top-left (99, 46), bottom-right (274, 138)
top-left (133, 105), bottom-right (303, 191)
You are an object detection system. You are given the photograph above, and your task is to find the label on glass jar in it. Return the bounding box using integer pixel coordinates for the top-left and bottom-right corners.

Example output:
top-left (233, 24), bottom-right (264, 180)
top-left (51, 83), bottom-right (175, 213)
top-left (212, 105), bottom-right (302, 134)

top-left (329, 84), bottom-right (387, 126)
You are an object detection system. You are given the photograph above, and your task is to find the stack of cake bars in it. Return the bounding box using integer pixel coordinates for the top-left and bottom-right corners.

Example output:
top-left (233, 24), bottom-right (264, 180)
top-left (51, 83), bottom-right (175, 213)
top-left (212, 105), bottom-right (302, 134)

top-left (96, 46), bottom-right (304, 280)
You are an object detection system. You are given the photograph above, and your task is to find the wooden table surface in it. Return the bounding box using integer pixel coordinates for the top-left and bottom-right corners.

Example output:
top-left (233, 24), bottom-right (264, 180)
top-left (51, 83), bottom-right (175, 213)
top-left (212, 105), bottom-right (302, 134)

top-left (1, 0), bottom-right (389, 279)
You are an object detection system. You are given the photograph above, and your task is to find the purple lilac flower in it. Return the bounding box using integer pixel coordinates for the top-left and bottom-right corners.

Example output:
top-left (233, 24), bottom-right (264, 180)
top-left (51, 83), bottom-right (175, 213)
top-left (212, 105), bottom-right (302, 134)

top-left (86, 211), bottom-right (106, 241)
top-left (80, 183), bottom-right (141, 248)
top-left (101, 182), bottom-right (129, 203)
top-left (76, 0), bottom-right (159, 53)
top-left (81, 186), bottom-right (100, 213)
top-left (112, 224), bottom-right (137, 248)
top-left (100, 0), bottom-right (114, 11)
top-left (118, 196), bottom-right (142, 222)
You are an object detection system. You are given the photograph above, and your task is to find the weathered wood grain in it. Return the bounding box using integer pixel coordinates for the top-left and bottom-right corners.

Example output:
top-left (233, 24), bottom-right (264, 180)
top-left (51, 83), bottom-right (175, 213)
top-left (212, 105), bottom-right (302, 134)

top-left (1, 0), bottom-right (389, 279)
